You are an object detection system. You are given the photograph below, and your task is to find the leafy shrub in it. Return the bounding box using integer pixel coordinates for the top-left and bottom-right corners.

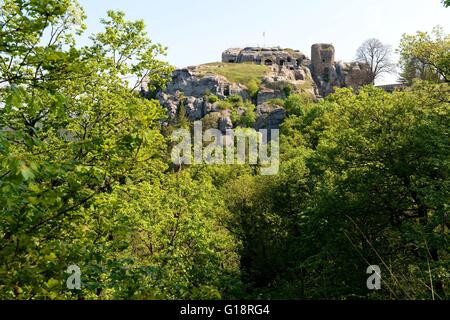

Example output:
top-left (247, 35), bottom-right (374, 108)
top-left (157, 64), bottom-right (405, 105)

top-left (283, 84), bottom-right (293, 97)
top-left (202, 112), bottom-right (221, 130)
top-left (207, 94), bottom-right (219, 104)
top-left (226, 94), bottom-right (244, 109)
top-left (246, 79), bottom-right (260, 99)
top-left (283, 93), bottom-right (315, 116)
top-left (266, 98), bottom-right (285, 107)
top-left (217, 100), bottom-right (233, 111)
top-left (240, 107), bottom-right (256, 127)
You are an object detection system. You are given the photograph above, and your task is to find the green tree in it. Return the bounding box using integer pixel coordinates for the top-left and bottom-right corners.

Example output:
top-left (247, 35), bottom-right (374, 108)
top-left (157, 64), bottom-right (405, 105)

top-left (309, 85), bottom-right (449, 299)
top-left (90, 10), bottom-right (173, 92)
top-left (246, 79), bottom-right (260, 100)
top-left (283, 93), bottom-right (315, 116)
top-left (79, 170), bottom-right (241, 299)
top-left (240, 103), bottom-right (256, 128)
top-left (226, 84), bottom-right (449, 299)
top-left (399, 27), bottom-right (450, 83)
top-left (2, 0), bottom-right (449, 301)
top-left (226, 94), bottom-right (244, 109)
top-left (399, 57), bottom-right (442, 85)
top-left (0, 2), bottom-right (241, 299)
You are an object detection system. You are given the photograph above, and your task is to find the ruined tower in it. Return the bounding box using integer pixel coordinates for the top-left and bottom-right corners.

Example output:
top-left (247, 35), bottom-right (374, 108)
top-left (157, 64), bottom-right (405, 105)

top-left (311, 43), bottom-right (335, 78)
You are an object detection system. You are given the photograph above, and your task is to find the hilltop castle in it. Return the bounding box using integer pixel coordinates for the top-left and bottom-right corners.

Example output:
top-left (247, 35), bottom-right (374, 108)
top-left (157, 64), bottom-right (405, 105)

top-left (222, 47), bottom-right (308, 68)
top-left (151, 43), bottom-right (372, 131)
top-left (221, 44), bottom-right (371, 97)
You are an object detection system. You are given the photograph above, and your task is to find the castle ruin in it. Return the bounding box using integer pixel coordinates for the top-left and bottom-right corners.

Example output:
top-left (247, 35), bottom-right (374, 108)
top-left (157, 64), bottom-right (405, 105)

top-left (222, 47), bottom-right (308, 69)
top-left (221, 44), bottom-right (371, 97)
top-left (153, 43), bottom-right (373, 131)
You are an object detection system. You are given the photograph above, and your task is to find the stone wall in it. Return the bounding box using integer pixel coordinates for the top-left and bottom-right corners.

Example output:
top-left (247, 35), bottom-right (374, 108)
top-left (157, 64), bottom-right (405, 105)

top-left (311, 43), bottom-right (335, 76)
top-left (310, 44), bottom-right (371, 96)
top-left (150, 44), bottom-right (371, 129)
top-left (222, 47), bottom-right (308, 69)
top-left (220, 44), bottom-right (371, 97)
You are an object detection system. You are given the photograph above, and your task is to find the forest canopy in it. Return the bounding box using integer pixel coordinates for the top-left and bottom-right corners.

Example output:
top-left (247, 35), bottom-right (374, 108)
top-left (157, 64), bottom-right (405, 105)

top-left (0, 0), bottom-right (449, 300)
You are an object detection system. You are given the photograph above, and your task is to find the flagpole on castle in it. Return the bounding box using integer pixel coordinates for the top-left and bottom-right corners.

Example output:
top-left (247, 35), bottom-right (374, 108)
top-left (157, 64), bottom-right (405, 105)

top-left (263, 31), bottom-right (266, 48)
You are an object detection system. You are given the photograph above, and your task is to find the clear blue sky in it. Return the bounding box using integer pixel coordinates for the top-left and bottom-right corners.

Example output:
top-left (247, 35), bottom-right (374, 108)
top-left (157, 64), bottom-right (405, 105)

top-left (77, 0), bottom-right (450, 84)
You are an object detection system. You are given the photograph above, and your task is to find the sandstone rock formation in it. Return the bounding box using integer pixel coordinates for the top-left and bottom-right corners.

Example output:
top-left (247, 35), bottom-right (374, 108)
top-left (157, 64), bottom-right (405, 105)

top-left (311, 43), bottom-right (371, 96)
top-left (166, 68), bottom-right (248, 99)
top-left (222, 47), bottom-right (308, 67)
top-left (254, 102), bottom-right (287, 131)
top-left (147, 44), bottom-right (371, 130)
top-left (218, 112), bottom-right (233, 133)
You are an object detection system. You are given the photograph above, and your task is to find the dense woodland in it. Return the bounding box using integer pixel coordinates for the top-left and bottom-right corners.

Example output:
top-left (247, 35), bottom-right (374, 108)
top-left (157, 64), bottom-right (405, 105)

top-left (0, 0), bottom-right (449, 299)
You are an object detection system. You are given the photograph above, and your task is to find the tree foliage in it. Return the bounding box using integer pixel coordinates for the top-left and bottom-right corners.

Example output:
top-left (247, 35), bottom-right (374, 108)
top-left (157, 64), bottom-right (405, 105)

top-left (0, 1), bottom-right (449, 300)
top-left (0, 0), bottom-right (236, 299)
top-left (227, 84), bottom-right (449, 299)
top-left (399, 27), bottom-right (450, 84)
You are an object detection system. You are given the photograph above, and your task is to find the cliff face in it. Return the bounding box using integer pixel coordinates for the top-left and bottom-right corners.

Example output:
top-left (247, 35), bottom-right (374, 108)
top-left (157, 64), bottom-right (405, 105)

top-left (310, 43), bottom-right (371, 96)
top-left (222, 47), bottom-right (308, 66)
top-left (150, 44), bottom-right (371, 130)
top-left (221, 45), bottom-right (371, 97)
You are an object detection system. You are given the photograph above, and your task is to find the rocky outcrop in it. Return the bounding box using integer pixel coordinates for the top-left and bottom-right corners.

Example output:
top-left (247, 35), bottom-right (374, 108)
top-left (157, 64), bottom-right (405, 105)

top-left (184, 96), bottom-right (204, 121)
top-left (157, 91), bottom-right (219, 121)
top-left (166, 68), bottom-right (249, 100)
top-left (167, 69), bottom-right (226, 98)
top-left (310, 44), bottom-right (371, 97)
top-left (256, 88), bottom-right (286, 105)
top-left (149, 44), bottom-right (371, 129)
top-left (156, 92), bottom-right (179, 119)
top-left (222, 48), bottom-right (242, 63)
top-left (254, 102), bottom-right (287, 130)
top-left (221, 47), bottom-right (308, 68)
top-left (218, 111), bottom-right (233, 133)
top-left (257, 65), bottom-right (317, 104)
top-left (340, 62), bottom-right (372, 89)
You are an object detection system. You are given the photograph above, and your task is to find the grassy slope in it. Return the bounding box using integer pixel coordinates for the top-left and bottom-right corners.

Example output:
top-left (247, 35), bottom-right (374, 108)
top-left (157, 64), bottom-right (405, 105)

top-left (196, 62), bottom-right (269, 87)
top-left (196, 62), bottom-right (314, 96)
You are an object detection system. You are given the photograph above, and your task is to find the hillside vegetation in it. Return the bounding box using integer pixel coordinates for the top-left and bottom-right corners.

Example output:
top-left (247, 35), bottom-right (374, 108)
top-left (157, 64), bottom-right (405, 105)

top-left (0, 0), bottom-right (449, 300)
